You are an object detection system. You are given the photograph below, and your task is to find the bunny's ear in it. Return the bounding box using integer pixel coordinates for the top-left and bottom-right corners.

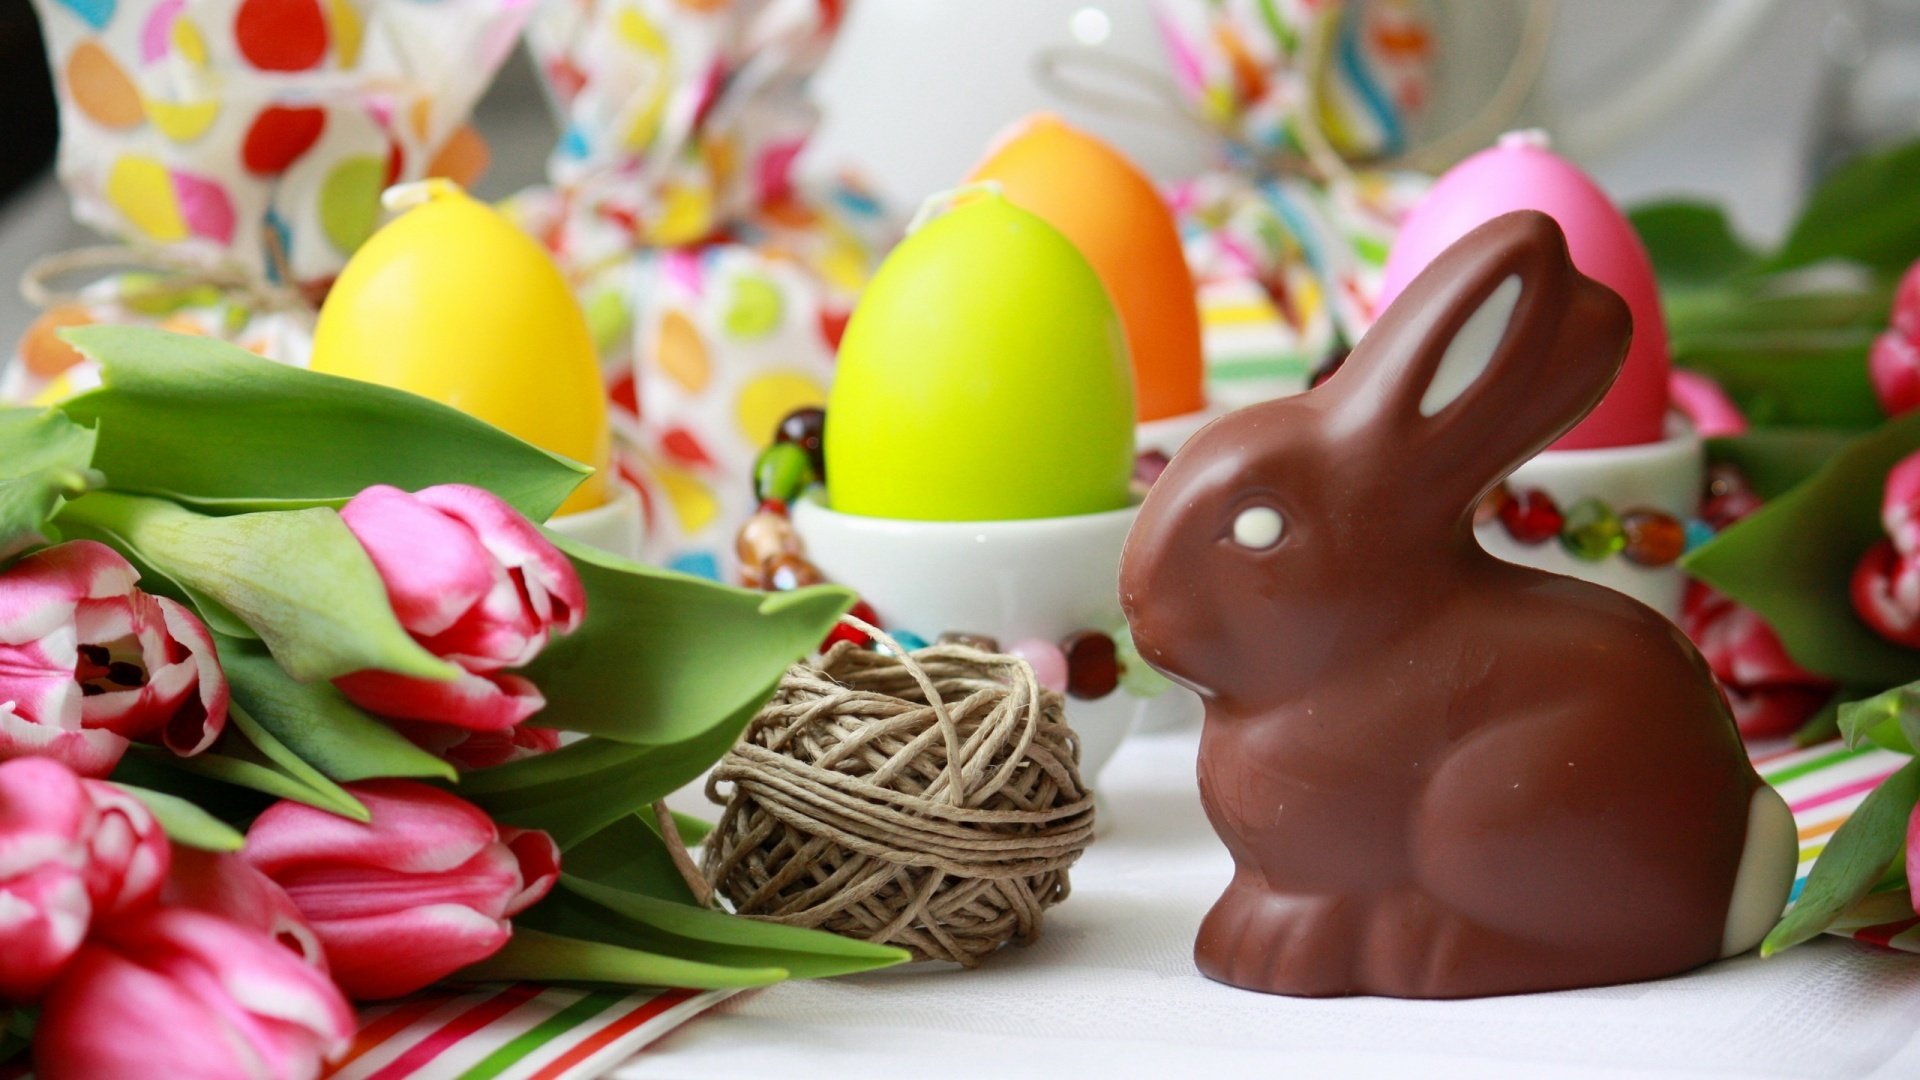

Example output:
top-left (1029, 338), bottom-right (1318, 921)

top-left (1320, 210), bottom-right (1632, 511)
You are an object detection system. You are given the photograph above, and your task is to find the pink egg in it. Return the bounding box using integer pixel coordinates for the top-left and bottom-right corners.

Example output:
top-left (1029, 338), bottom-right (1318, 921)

top-left (1379, 132), bottom-right (1669, 450)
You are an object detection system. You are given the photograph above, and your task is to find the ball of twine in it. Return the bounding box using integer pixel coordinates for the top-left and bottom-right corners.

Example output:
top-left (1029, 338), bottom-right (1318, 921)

top-left (702, 624), bottom-right (1096, 967)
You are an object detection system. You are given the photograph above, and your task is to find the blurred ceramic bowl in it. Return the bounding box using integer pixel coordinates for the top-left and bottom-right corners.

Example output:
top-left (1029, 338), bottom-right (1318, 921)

top-left (791, 492), bottom-right (1175, 783)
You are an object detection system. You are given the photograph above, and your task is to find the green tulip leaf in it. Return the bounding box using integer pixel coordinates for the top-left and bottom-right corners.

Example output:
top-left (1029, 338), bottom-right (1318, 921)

top-left (1664, 287), bottom-right (1893, 349)
top-left (1838, 682), bottom-right (1920, 756)
top-left (561, 812), bottom-right (701, 904)
top-left (469, 685), bottom-right (771, 848)
top-left (1707, 430), bottom-right (1856, 500)
top-left (61, 492), bottom-right (455, 684)
top-left (456, 927), bottom-right (787, 990)
top-left (0, 406), bottom-right (100, 561)
top-left (524, 535), bottom-right (849, 745)
top-left (110, 782), bottom-right (246, 851)
top-left (215, 634), bottom-right (455, 782)
top-left (673, 811), bottom-right (714, 848)
top-left (1763, 758), bottom-right (1920, 956)
top-left (1672, 338), bottom-right (1880, 431)
top-left (544, 878), bottom-right (910, 980)
top-left (1770, 138), bottom-right (1920, 276)
top-left (1685, 411), bottom-right (1920, 686)
top-left (1629, 201), bottom-right (1758, 288)
top-left (140, 703), bottom-right (368, 821)
top-left (58, 326), bottom-right (589, 521)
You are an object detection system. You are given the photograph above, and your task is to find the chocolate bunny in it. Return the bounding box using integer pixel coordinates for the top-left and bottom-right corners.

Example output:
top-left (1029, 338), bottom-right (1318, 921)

top-left (1118, 211), bottom-right (1796, 998)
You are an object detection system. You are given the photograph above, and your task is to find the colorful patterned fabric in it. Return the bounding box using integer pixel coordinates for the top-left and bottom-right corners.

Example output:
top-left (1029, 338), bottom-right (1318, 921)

top-left (1760, 739), bottom-right (1918, 951)
top-left (29, 0), bottom-right (525, 290)
top-left (1169, 167), bottom-right (1425, 408)
top-left (1152, 0), bottom-right (1434, 164)
top-left (1150, 0), bottom-right (1432, 409)
top-left (514, 0), bottom-right (893, 581)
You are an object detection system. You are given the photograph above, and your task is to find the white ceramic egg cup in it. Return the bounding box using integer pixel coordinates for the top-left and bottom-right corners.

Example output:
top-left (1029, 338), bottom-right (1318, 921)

top-left (1136, 400), bottom-right (1227, 459)
top-left (545, 480), bottom-right (646, 561)
top-left (792, 493), bottom-right (1178, 786)
top-left (1476, 416), bottom-right (1704, 619)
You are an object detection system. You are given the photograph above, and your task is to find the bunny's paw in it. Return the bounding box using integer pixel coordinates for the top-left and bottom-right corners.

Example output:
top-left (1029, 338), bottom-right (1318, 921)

top-left (1194, 884), bottom-right (1362, 996)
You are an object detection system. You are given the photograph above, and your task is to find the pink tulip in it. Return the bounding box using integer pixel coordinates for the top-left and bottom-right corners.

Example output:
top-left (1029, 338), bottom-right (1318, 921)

top-left (0, 757), bottom-right (169, 1002)
top-left (333, 485), bottom-right (585, 732)
top-left (244, 780), bottom-right (560, 1000)
top-left (0, 540), bottom-right (227, 777)
top-left (1873, 260), bottom-right (1920, 418)
top-left (1682, 582), bottom-right (1835, 739)
top-left (34, 908), bottom-right (354, 1080)
top-left (1669, 368), bottom-right (1748, 439)
top-left (1852, 451), bottom-right (1920, 648)
top-left (162, 847), bottom-right (326, 972)
top-left (394, 720), bottom-right (564, 771)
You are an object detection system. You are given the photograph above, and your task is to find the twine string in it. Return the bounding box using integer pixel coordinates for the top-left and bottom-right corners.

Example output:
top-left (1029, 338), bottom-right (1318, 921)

top-left (703, 631), bottom-right (1096, 967)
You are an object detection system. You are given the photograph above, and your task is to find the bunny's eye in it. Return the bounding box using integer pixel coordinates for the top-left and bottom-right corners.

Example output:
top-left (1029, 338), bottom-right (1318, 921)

top-left (1232, 506), bottom-right (1284, 550)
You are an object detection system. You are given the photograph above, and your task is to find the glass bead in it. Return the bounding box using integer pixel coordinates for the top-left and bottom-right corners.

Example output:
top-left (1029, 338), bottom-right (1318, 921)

top-left (1062, 629), bottom-right (1120, 700)
top-left (888, 630), bottom-right (929, 653)
top-left (766, 554), bottom-right (823, 591)
top-left (734, 511), bottom-right (801, 577)
top-left (1114, 624), bottom-right (1172, 698)
top-left (1009, 638), bottom-right (1069, 693)
top-left (1498, 488), bottom-right (1563, 545)
top-left (1474, 485), bottom-right (1511, 527)
top-left (752, 441), bottom-right (817, 505)
top-left (775, 406), bottom-right (827, 478)
top-left (823, 600), bottom-right (880, 650)
top-left (1133, 450), bottom-right (1171, 490)
top-left (1559, 498), bottom-right (1625, 561)
top-left (1706, 462), bottom-right (1749, 501)
top-left (938, 631), bottom-right (1001, 653)
top-left (1683, 519), bottom-right (1716, 553)
top-left (1621, 510), bottom-right (1686, 566)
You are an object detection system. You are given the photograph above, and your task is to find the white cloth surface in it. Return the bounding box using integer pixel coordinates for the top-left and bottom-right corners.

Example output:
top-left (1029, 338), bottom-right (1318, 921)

top-left (622, 727), bottom-right (1920, 1080)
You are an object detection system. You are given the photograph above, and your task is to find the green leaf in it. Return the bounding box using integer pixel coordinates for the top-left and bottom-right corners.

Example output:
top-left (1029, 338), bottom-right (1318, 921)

top-left (562, 812), bottom-right (702, 904)
top-left (216, 634), bottom-right (455, 782)
top-left (1839, 683), bottom-right (1920, 755)
top-left (110, 782), bottom-right (246, 851)
top-left (1706, 429), bottom-right (1855, 500)
top-left (1793, 692), bottom-right (1847, 747)
top-left (1665, 287), bottom-right (1893, 348)
top-left (1770, 139), bottom-right (1920, 276)
top-left (1629, 201), bottom-right (1758, 287)
top-left (1763, 758), bottom-right (1920, 955)
top-left (1685, 411), bottom-right (1920, 686)
top-left (554, 876), bottom-right (910, 979)
top-left (142, 703), bottom-right (369, 821)
top-left (524, 535), bottom-right (850, 744)
top-left (673, 811), bottom-right (714, 848)
top-left (60, 492), bottom-right (455, 684)
top-left (0, 406), bottom-right (100, 559)
top-left (1672, 338), bottom-right (1881, 431)
top-left (59, 326), bottom-right (589, 521)
top-left (467, 684), bottom-right (771, 848)
top-left (454, 927), bottom-right (787, 990)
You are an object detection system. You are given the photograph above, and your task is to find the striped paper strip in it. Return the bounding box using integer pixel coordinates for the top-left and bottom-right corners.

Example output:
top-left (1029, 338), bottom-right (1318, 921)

top-left (1757, 738), bottom-right (1919, 950)
top-left (325, 985), bottom-right (731, 1080)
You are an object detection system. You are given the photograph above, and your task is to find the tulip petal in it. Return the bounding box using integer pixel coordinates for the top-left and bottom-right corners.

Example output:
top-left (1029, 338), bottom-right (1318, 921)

top-left (416, 485), bottom-right (585, 635)
top-left (154, 597), bottom-right (229, 756)
top-left (310, 901), bottom-right (511, 1000)
top-left (0, 702), bottom-right (126, 777)
top-left (163, 848), bottom-right (328, 971)
top-left (245, 780), bottom-right (498, 879)
top-left (334, 668), bottom-right (544, 732)
top-left (0, 867), bottom-right (90, 1002)
top-left (498, 828), bottom-right (560, 917)
top-left (341, 485), bottom-right (498, 638)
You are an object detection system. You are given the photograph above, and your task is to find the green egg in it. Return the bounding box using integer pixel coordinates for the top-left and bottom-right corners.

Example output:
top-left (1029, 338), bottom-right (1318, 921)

top-left (825, 192), bottom-right (1136, 521)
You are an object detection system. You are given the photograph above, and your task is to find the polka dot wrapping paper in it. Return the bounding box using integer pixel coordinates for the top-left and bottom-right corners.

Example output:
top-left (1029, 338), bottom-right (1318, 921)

top-left (511, 0), bottom-right (894, 582)
top-left (29, 0), bottom-right (530, 292)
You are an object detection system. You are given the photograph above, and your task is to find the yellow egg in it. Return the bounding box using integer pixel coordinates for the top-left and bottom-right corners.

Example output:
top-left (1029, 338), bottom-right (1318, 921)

top-left (310, 180), bottom-right (610, 515)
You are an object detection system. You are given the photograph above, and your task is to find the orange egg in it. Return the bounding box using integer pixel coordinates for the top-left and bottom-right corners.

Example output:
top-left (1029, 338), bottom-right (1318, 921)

top-left (968, 114), bottom-right (1205, 422)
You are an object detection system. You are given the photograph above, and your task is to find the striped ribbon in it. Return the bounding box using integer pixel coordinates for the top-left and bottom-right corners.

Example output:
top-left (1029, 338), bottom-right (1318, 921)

top-left (323, 984), bottom-right (730, 1080)
top-left (1757, 738), bottom-right (1920, 949)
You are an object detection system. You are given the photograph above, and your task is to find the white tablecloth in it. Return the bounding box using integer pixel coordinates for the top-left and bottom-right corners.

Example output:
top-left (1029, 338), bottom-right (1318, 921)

top-left (625, 727), bottom-right (1920, 1080)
